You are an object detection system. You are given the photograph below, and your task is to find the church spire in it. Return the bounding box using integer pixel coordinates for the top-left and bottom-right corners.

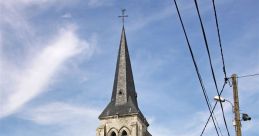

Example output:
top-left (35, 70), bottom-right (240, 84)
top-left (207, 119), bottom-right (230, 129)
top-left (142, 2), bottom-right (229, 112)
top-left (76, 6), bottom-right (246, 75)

top-left (111, 26), bottom-right (138, 106)
top-left (99, 22), bottom-right (148, 126)
top-left (96, 10), bottom-right (151, 136)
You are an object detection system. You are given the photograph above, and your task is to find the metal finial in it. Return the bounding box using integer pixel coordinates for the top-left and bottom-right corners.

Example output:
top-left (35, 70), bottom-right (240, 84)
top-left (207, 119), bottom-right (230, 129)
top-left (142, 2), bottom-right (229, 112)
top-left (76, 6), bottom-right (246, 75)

top-left (118, 9), bottom-right (128, 25)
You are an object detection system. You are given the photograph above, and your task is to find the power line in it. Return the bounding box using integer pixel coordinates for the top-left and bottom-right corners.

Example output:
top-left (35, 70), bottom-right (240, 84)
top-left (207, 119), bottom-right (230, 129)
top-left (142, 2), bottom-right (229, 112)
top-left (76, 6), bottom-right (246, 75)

top-left (211, 0), bottom-right (228, 81)
top-left (200, 82), bottom-right (227, 135)
top-left (193, 0), bottom-right (231, 135)
top-left (173, 1), bottom-right (221, 135)
top-left (238, 73), bottom-right (259, 78)
top-left (213, 113), bottom-right (224, 136)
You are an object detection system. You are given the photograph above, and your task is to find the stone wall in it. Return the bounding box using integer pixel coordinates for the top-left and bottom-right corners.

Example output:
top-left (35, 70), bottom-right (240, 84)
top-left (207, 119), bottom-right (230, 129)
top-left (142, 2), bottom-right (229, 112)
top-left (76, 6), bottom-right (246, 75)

top-left (96, 115), bottom-right (151, 136)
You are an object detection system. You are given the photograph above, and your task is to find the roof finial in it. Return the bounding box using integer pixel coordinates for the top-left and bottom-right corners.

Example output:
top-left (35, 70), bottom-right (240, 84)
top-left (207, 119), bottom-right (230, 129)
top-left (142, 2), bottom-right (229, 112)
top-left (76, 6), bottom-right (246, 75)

top-left (118, 9), bottom-right (128, 26)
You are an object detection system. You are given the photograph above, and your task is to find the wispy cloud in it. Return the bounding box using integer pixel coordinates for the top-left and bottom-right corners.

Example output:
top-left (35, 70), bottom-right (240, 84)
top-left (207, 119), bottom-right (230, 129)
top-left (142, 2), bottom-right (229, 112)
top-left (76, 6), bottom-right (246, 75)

top-left (88, 0), bottom-right (114, 7)
top-left (0, 26), bottom-right (93, 118)
top-left (0, 0), bottom-right (97, 119)
top-left (128, 6), bottom-right (174, 31)
top-left (19, 102), bottom-right (100, 136)
top-left (20, 102), bottom-right (99, 125)
top-left (61, 13), bottom-right (72, 19)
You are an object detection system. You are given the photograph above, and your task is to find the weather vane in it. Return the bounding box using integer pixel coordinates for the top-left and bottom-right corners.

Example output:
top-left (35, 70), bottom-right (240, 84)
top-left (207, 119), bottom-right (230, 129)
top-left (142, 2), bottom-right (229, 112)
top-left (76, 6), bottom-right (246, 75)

top-left (118, 9), bottom-right (128, 25)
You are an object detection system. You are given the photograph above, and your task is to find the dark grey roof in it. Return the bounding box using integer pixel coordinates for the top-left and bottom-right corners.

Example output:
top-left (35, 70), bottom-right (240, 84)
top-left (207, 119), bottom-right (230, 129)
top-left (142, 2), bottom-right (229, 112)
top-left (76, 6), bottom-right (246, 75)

top-left (99, 26), bottom-right (148, 126)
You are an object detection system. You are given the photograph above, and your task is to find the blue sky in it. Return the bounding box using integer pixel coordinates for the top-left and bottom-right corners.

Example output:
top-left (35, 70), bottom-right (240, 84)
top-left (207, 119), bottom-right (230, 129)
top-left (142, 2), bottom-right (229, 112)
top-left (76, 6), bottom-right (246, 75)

top-left (0, 0), bottom-right (258, 136)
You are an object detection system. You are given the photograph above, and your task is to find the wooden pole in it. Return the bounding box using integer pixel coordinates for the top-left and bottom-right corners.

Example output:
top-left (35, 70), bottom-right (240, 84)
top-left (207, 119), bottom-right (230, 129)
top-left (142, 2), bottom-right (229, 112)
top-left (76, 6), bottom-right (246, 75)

top-left (232, 74), bottom-right (242, 136)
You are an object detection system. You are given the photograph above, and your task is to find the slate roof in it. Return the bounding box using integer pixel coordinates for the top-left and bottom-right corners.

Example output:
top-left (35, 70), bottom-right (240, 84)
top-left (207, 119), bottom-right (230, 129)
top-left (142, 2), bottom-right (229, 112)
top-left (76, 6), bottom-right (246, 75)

top-left (99, 26), bottom-right (149, 126)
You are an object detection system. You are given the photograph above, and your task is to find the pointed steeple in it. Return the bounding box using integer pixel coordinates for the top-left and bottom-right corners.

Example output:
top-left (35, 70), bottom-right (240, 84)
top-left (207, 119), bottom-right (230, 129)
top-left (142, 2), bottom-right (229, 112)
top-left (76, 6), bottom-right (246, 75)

top-left (99, 27), bottom-right (148, 126)
top-left (111, 26), bottom-right (138, 106)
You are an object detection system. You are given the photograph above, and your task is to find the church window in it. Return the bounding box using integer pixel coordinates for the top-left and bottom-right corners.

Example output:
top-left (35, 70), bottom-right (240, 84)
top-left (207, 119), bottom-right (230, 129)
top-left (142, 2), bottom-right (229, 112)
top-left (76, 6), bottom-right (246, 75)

top-left (111, 131), bottom-right (116, 136)
top-left (121, 130), bottom-right (127, 136)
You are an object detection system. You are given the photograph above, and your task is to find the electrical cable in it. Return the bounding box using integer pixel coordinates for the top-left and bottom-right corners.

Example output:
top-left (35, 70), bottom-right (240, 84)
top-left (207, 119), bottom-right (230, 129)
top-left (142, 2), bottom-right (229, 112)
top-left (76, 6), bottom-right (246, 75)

top-left (212, 109), bottom-right (224, 136)
top-left (211, 0), bottom-right (228, 81)
top-left (201, 73), bottom-right (258, 133)
top-left (193, 1), bottom-right (231, 135)
top-left (238, 73), bottom-right (259, 78)
top-left (173, 0), bottom-right (220, 135)
top-left (200, 82), bottom-right (227, 135)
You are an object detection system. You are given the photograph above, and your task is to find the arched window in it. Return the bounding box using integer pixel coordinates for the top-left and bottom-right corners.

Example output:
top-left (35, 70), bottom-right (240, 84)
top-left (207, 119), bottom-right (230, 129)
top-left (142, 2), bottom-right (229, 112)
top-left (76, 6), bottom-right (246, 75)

top-left (111, 132), bottom-right (116, 136)
top-left (121, 130), bottom-right (127, 136)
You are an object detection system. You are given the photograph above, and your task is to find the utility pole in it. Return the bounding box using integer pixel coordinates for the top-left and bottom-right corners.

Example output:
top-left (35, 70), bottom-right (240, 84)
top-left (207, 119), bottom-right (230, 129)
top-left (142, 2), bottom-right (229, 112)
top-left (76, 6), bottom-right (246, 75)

top-left (232, 74), bottom-right (242, 136)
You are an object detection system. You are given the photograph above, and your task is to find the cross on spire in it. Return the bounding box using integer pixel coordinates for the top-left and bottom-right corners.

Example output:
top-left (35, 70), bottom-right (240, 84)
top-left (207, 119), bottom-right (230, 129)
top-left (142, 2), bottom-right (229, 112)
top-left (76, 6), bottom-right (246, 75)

top-left (118, 9), bottom-right (128, 26)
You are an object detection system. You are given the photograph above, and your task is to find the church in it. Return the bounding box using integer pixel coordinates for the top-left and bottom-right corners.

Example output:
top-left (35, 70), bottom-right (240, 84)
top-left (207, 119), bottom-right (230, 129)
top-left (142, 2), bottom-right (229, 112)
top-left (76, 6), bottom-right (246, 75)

top-left (96, 11), bottom-right (152, 136)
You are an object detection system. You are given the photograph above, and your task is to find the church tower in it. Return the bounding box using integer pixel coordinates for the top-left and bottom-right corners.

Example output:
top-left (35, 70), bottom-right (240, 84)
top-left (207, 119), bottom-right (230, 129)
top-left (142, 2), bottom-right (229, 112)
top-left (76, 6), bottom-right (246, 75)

top-left (96, 11), bottom-right (151, 136)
